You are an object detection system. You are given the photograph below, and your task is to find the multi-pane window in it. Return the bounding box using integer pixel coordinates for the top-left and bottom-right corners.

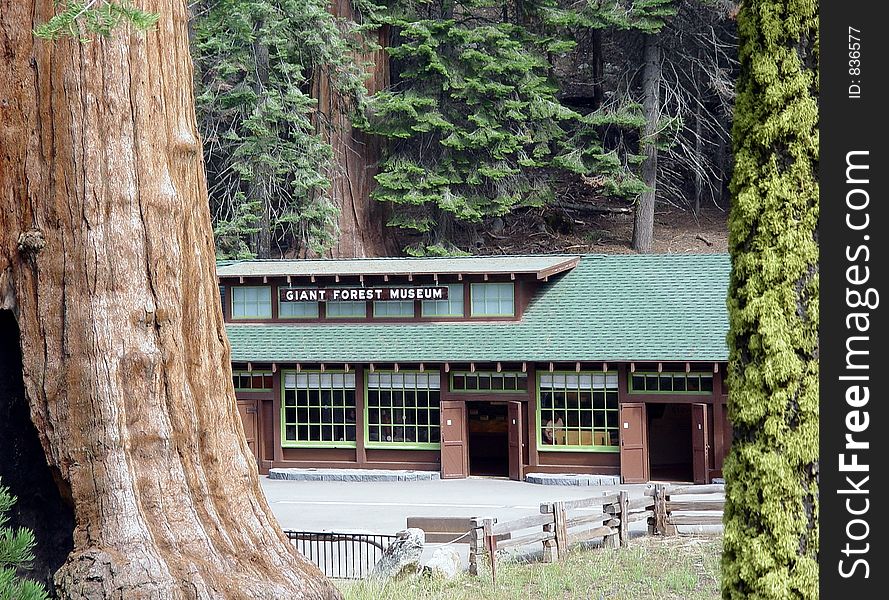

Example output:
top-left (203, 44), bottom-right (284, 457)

top-left (451, 371), bottom-right (528, 392)
top-left (366, 372), bottom-right (441, 447)
top-left (470, 283), bottom-right (514, 316)
top-left (278, 288), bottom-right (320, 319)
top-left (421, 284), bottom-right (464, 317)
top-left (282, 371), bottom-right (357, 446)
top-left (373, 298), bottom-right (415, 318)
top-left (538, 373), bottom-right (619, 449)
top-left (629, 372), bottom-right (714, 394)
top-left (233, 370), bottom-right (273, 391)
top-left (326, 297), bottom-right (367, 318)
top-left (231, 286), bottom-right (271, 319)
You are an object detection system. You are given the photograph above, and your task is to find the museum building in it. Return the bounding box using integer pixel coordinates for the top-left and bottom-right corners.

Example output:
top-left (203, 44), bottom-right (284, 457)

top-left (219, 253), bottom-right (730, 484)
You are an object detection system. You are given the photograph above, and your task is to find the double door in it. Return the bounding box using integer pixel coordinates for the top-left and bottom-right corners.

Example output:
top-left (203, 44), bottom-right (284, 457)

top-left (440, 400), bottom-right (525, 480)
top-left (619, 402), bottom-right (711, 484)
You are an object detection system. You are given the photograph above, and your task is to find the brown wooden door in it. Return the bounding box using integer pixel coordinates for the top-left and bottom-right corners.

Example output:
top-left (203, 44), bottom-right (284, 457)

top-left (692, 403), bottom-right (710, 484)
top-left (620, 403), bottom-right (648, 483)
top-left (236, 399), bottom-right (259, 464)
top-left (508, 401), bottom-right (524, 481)
top-left (440, 401), bottom-right (468, 479)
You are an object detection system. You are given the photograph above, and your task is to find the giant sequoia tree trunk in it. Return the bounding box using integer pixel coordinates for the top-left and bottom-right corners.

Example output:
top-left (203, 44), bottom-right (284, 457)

top-left (0, 2), bottom-right (341, 598)
top-left (313, 0), bottom-right (392, 258)
top-left (632, 34), bottom-right (661, 253)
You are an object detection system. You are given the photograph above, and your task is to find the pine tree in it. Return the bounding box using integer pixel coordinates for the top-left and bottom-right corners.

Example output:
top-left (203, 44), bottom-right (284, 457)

top-left (722, 0), bottom-right (818, 597)
top-left (0, 482), bottom-right (49, 600)
top-left (193, 0), bottom-right (368, 258)
top-left (359, 0), bottom-right (650, 254)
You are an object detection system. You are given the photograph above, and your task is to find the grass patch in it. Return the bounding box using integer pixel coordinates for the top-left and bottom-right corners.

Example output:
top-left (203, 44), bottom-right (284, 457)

top-left (337, 536), bottom-right (722, 600)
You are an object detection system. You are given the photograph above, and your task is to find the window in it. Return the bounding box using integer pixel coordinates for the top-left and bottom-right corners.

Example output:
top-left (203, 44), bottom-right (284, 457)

top-left (282, 371), bottom-right (357, 446)
top-left (232, 370), bottom-right (273, 391)
top-left (366, 371), bottom-right (441, 447)
top-left (278, 288), bottom-right (319, 319)
top-left (326, 294), bottom-right (367, 318)
top-left (451, 371), bottom-right (528, 392)
top-left (373, 298), bottom-right (415, 318)
top-left (422, 284), bottom-right (464, 317)
top-left (538, 372), bottom-right (619, 450)
top-left (470, 283), bottom-right (514, 316)
top-left (629, 372), bottom-right (714, 394)
top-left (231, 286), bottom-right (271, 319)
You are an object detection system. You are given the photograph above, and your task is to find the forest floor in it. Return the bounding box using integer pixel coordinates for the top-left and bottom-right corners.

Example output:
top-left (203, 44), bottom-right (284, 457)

top-left (443, 200), bottom-right (729, 257)
top-left (337, 535), bottom-right (722, 600)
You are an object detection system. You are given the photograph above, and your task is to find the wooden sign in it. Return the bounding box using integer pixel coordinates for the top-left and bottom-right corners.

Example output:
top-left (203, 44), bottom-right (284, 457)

top-left (280, 287), bottom-right (449, 302)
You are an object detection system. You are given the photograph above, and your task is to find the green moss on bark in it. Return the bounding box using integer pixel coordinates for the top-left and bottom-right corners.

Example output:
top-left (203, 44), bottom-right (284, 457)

top-left (723, 1), bottom-right (818, 599)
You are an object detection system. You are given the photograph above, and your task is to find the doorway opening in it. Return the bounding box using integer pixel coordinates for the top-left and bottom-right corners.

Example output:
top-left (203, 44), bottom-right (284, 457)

top-left (646, 403), bottom-right (693, 482)
top-left (467, 401), bottom-right (509, 476)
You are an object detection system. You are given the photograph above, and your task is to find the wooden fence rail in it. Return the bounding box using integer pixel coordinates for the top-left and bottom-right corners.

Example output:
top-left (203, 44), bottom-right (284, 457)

top-left (466, 483), bottom-right (725, 579)
top-left (656, 483), bottom-right (725, 535)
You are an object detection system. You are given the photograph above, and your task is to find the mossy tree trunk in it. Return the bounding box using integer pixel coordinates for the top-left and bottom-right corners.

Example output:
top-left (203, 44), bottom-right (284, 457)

top-left (0, 1), bottom-right (341, 598)
top-left (722, 0), bottom-right (819, 598)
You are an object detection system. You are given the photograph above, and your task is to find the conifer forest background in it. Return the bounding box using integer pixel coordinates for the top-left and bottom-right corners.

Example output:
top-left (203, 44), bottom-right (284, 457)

top-left (192, 0), bottom-right (740, 259)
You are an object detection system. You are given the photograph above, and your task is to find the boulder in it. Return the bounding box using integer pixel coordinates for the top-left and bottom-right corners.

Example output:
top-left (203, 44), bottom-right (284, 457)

top-left (369, 528), bottom-right (425, 580)
top-left (422, 547), bottom-right (462, 579)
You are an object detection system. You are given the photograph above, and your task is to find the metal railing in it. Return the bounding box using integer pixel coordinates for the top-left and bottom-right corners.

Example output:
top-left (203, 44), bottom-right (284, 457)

top-left (284, 530), bottom-right (396, 579)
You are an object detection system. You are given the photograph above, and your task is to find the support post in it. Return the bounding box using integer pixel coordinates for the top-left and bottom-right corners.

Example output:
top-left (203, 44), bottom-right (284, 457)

top-left (618, 491), bottom-right (629, 548)
top-left (541, 503), bottom-right (557, 563)
top-left (654, 484), bottom-right (677, 536)
top-left (647, 488), bottom-right (658, 535)
top-left (553, 501), bottom-right (568, 560)
top-left (468, 518), bottom-right (483, 576)
top-left (603, 500), bottom-right (619, 549)
top-left (483, 518), bottom-right (496, 584)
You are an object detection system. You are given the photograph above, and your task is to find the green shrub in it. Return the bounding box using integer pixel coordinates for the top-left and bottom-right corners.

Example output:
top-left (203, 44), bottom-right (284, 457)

top-left (0, 481), bottom-right (49, 600)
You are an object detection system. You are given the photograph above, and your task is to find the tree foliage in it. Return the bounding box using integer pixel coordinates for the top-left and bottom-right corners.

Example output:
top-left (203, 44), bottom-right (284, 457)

top-left (358, 0), bottom-right (674, 254)
top-left (0, 482), bottom-right (49, 600)
top-left (33, 0), bottom-right (158, 40)
top-left (722, 0), bottom-right (819, 597)
top-left (192, 0), bottom-right (739, 256)
top-left (193, 0), bottom-right (367, 258)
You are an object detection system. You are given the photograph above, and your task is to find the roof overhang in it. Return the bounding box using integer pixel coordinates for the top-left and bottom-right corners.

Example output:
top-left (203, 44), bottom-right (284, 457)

top-left (217, 255), bottom-right (580, 281)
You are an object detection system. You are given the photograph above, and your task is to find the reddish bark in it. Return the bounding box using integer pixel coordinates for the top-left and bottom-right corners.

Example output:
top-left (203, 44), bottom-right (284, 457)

top-left (0, 1), bottom-right (341, 598)
top-left (313, 0), bottom-right (392, 258)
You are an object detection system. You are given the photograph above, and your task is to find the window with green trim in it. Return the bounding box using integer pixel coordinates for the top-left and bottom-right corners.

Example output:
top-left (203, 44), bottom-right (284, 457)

top-left (470, 282), bottom-right (514, 316)
top-left (282, 371), bottom-right (357, 446)
top-left (538, 373), bottom-right (619, 449)
top-left (231, 286), bottom-right (271, 319)
top-left (366, 371), bottom-right (440, 447)
top-left (233, 370), bottom-right (273, 391)
top-left (373, 298), bottom-right (415, 318)
top-left (278, 288), bottom-right (319, 319)
top-left (451, 371), bottom-right (528, 392)
top-left (629, 372), bottom-right (714, 394)
top-left (421, 284), bottom-right (464, 317)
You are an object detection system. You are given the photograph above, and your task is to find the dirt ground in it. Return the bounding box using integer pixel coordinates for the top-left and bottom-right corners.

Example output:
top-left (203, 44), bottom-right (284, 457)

top-left (464, 201), bottom-right (728, 256)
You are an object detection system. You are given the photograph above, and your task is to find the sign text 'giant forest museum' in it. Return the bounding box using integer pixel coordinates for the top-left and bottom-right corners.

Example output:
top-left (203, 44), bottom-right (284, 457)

top-left (219, 254), bottom-right (730, 484)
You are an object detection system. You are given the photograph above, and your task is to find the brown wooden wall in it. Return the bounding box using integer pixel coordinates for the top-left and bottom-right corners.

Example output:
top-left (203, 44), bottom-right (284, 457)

top-left (236, 361), bottom-right (730, 479)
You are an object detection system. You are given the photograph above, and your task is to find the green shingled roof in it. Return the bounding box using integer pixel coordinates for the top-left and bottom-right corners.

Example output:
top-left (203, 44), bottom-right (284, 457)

top-left (225, 254), bottom-right (729, 363)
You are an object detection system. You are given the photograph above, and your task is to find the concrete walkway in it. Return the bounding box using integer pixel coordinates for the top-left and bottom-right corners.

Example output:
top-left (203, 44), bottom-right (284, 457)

top-left (261, 476), bottom-right (722, 571)
top-left (261, 476), bottom-right (652, 534)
